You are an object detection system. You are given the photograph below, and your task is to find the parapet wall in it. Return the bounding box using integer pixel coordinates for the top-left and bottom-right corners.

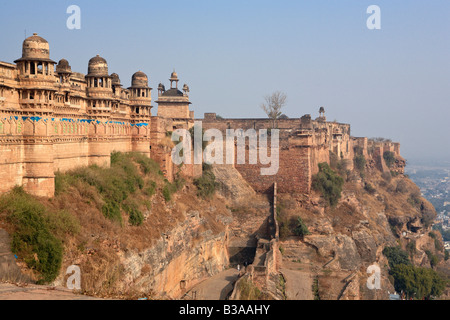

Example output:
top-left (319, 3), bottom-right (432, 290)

top-left (200, 114), bottom-right (353, 194)
top-left (0, 115), bottom-right (151, 197)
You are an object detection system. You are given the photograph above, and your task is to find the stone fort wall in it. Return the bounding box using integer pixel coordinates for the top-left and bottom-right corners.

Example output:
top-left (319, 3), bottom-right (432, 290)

top-left (0, 34), bottom-right (403, 198)
top-left (0, 34), bottom-right (195, 197)
top-left (200, 113), bottom-right (403, 194)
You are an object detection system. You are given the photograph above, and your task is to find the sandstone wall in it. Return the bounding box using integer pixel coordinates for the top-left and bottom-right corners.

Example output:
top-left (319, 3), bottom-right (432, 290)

top-left (199, 116), bottom-right (354, 194)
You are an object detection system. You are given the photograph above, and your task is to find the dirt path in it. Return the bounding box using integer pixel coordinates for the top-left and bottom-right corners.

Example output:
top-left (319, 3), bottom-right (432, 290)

top-left (280, 268), bottom-right (314, 300)
top-left (184, 268), bottom-right (240, 300)
top-left (0, 283), bottom-right (102, 300)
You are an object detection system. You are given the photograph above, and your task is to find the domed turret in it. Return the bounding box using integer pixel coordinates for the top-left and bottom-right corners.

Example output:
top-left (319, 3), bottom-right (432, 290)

top-left (111, 73), bottom-right (122, 86)
top-left (131, 71), bottom-right (149, 88)
top-left (169, 70), bottom-right (179, 89)
top-left (14, 33), bottom-right (55, 64)
top-left (87, 55), bottom-right (108, 76)
top-left (129, 71), bottom-right (152, 100)
top-left (56, 59), bottom-right (72, 74)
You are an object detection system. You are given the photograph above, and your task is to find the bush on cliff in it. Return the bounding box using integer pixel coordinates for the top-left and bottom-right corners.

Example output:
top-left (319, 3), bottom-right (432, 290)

top-left (383, 151), bottom-right (396, 168)
top-left (0, 187), bottom-right (79, 284)
top-left (60, 152), bottom-right (160, 226)
top-left (294, 217), bottom-right (310, 237)
top-left (312, 163), bottom-right (344, 207)
top-left (390, 264), bottom-right (446, 299)
top-left (194, 164), bottom-right (217, 199)
top-left (425, 250), bottom-right (439, 268)
top-left (383, 246), bottom-right (447, 299)
top-left (123, 199), bottom-right (144, 226)
top-left (162, 174), bottom-right (185, 202)
top-left (364, 182), bottom-right (376, 195)
top-left (383, 246), bottom-right (411, 269)
top-left (353, 154), bottom-right (366, 173)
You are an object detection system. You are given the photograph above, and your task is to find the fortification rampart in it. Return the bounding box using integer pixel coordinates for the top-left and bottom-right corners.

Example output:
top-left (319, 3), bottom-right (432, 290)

top-left (0, 34), bottom-right (195, 197)
top-left (0, 34), bottom-right (404, 198)
top-left (200, 113), bottom-right (353, 194)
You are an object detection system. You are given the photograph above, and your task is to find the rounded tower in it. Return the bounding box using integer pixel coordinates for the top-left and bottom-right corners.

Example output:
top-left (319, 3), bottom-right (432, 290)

top-left (86, 55), bottom-right (113, 116)
top-left (14, 33), bottom-right (56, 197)
top-left (56, 58), bottom-right (72, 84)
top-left (86, 55), bottom-right (113, 167)
top-left (128, 71), bottom-right (152, 157)
top-left (129, 71), bottom-right (152, 118)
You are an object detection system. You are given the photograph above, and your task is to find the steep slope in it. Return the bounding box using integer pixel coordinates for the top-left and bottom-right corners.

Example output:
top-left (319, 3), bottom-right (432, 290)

top-left (276, 155), bottom-right (448, 300)
top-left (0, 153), bottom-right (233, 299)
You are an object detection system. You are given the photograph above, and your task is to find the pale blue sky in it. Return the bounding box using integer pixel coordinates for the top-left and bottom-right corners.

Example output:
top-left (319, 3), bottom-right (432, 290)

top-left (0, 1), bottom-right (449, 162)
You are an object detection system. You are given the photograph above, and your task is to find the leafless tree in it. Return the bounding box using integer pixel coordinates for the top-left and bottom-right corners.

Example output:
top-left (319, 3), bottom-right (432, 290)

top-left (261, 91), bottom-right (287, 128)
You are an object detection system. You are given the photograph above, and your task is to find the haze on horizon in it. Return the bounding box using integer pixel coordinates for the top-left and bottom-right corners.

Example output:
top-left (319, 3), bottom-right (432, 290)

top-left (0, 0), bottom-right (449, 163)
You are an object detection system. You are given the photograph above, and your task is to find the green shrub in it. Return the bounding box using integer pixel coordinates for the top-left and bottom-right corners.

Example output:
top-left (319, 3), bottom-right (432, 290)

top-left (62, 152), bottom-right (155, 224)
top-left (312, 163), bottom-right (344, 207)
top-left (383, 246), bottom-right (411, 268)
top-left (102, 200), bottom-right (122, 225)
top-left (123, 200), bottom-right (144, 226)
top-left (162, 176), bottom-right (185, 202)
top-left (425, 250), bottom-right (439, 268)
top-left (0, 187), bottom-right (66, 284)
top-left (194, 170), bottom-right (217, 199)
top-left (428, 233), bottom-right (443, 251)
top-left (364, 182), bottom-right (376, 194)
top-left (128, 152), bottom-right (161, 176)
top-left (294, 217), bottom-right (310, 237)
top-left (390, 264), bottom-right (446, 299)
top-left (406, 240), bottom-right (416, 258)
top-left (354, 154), bottom-right (366, 173)
top-left (143, 181), bottom-right (157, 197)
top-left (162, 184), bottom-right (172, 202)
top-left (383, 151), bottom-right (396, 168)
top-left (312, 277), bottom-right (320, 300)
top-left (391, 170), bottom-right (400, 177)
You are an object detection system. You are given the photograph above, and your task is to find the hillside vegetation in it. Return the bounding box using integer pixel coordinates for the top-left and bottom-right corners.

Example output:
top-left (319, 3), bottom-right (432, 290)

top-left (0, 152), bottom-right (227, 298)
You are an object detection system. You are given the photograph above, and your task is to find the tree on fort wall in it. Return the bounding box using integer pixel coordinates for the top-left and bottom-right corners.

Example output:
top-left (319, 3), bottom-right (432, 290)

top-left (260, 91), bottom-right (287, 128)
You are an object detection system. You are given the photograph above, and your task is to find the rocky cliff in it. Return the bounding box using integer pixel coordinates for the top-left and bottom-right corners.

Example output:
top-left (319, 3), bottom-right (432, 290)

top-left (272, 149), bottom-right (448, 300)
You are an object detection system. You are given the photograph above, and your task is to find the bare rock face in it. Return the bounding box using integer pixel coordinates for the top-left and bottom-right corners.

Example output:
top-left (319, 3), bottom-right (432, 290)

top-left (304, 234), bottom-right (361, 271)
top-left (212, 164), bottom-right (256, 204)
top-left (119, 211), bottom-right (230, 299)
top-left (352, 230), bottom-right (377, 264)
top-left (335, 235), bottom-right (362, 271)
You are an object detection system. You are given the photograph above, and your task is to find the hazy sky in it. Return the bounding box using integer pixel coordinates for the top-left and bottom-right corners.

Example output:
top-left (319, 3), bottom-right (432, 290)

top-left (0, 0), bottom-right (449, 162)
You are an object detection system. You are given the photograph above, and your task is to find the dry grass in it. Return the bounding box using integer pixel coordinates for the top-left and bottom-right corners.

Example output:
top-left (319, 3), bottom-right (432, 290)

top-left (0, 153), bottom-right (233, 298)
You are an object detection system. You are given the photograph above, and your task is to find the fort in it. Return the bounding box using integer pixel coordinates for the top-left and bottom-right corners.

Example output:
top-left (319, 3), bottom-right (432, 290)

top-left (0, 34), bottom-right (405, 198)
